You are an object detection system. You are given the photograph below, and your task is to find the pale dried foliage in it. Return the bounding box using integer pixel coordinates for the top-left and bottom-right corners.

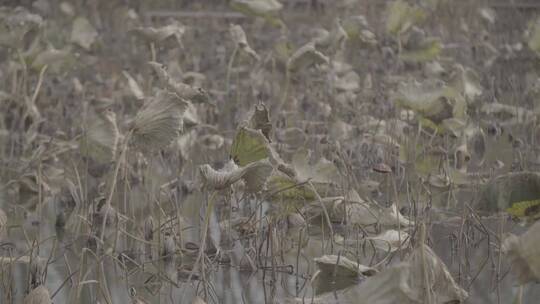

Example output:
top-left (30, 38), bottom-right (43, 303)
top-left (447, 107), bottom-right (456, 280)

top-left (80, 107), bottom-right (120, 163)
top-left (130, 90), bottom-right (189, 150)
top-left (23, 285), bottom-right (51, 304)
top-left (1, 1), bottom-right (539, 304)
top-left (199, 158), bottom-right (273, 192)
top-left (503, 221), bottom-right (540, 284)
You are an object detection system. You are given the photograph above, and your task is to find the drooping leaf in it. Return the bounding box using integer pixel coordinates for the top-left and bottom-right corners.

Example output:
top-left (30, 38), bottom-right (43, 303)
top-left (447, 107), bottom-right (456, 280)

top-left (287, 43), bottom-right (329, 73)
top-left (230, 24), bottom-right (259, 61)
top-left (503, 221), bottom-right (540, 284)
top-left (199, 159), bottom-right (272, 192)
top-left (130, 90), bottom-right (189, 151)
top-left (230, 127), bottom-right (270, 166)
top-left (312, 19), bottom-right (348, 54)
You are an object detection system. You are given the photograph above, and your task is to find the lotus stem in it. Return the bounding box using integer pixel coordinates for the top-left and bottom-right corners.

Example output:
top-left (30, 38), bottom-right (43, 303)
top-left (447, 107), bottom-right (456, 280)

top-left (226, 45), bottom-right (239, 96)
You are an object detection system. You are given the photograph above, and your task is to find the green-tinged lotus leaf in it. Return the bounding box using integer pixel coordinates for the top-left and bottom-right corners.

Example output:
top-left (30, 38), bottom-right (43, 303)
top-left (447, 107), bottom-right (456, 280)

top-left (230, 127), bottom-right (270, 167)
top-left (80, 108), bottom-right (120, 163)
top-left (130, 90), bottom-right (189, 151)
top-left (287, 43), bottom-right (329, 73)
top-left (400, 37), bottom-right (441, 63)
top-left (506, 199), bottom-right (540, 223)
top-left (478, 172), bottom-right (540, 216)
top-left (71, 17), bottom-right (98, 51)
top-left (385, 0), bottom-right (425, 35)
top-left (266, 172), bottom-right (315, 203)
